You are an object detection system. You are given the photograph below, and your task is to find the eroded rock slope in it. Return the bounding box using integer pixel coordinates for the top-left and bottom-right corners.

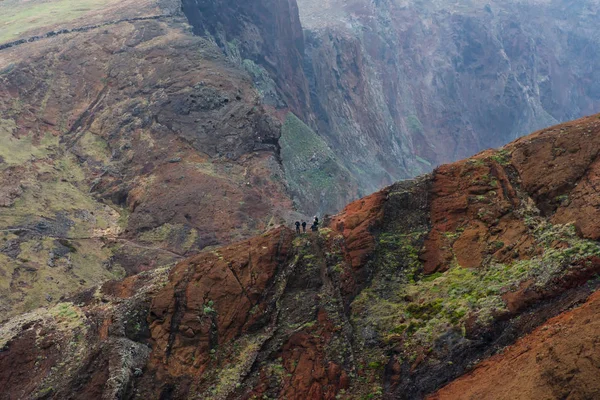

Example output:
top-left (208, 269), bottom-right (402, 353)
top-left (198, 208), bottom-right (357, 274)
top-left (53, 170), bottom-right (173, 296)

top-left (2, 114), bottom-right (600, 399)
top-left (0, 0), bottom-right (299, 320)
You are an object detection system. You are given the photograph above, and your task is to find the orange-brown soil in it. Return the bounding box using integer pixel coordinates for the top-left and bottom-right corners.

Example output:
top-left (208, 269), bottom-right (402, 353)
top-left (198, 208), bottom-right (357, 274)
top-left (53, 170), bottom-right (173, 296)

top-left (429, 290), bottom-right (600, 400)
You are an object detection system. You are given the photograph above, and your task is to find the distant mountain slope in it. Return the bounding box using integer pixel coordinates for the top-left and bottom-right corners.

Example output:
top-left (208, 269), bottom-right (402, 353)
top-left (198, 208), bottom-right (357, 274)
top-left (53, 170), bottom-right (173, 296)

top-left (298, 0), bottom-right (600, 193)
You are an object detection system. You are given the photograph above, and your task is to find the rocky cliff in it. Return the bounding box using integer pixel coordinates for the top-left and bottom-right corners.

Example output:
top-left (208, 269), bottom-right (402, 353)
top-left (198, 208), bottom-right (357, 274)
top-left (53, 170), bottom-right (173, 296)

top-left (178, 0), bottom-right (360, 214)
top-left (180, 0), bottom-right (309, 116)
top-left (2, 113), bottom-right (600, 399)
top-left (298, 0), bottom-right (600, 193)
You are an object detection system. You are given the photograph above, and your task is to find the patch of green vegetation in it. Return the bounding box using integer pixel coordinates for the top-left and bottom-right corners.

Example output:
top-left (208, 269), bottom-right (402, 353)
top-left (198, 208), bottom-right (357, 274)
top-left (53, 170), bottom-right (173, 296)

top-left (491, 240), bottom-right (504, 251)
top-left (359, 385), bottom-right (384, 400)
top-left (0, 175), bottom-right (114, 232)
top-left (138, 223), bottom-right (197, 252)
top-left (422, 272), bottom-right (443, 282)
top-left (0, 0), bottom-right (116, 44)
top-left (442, 231), bottom-right (462, 241)
top-left (139, 224), bottom-right (177, 243)
top-left (367, 361), bottom-right (384, 370)
top-left (407, 115), bottom-right (424, 134)
top-left (77, 132), bottom-right (111, 163)
top-left (203, 335), bottom-right (265, 398)
top-left (280, 113), bottom-right (354, 210)
top-left (467, 158), bottom-right (486, 167)
top-left (35, 387), bottom-right (54, 397)
top-left (281, 114), bottom-right (337, 187)
top-left (49, 302), bottom-right (86, 331)
top-left (117, 207), bottom-right (131, 230)
top-left (489, 149), bottom-right (511, 166)
top-left (352, 217), bottom-right (600, 358)
top-left (376, 232), bottom-right (425, 285)
top-left (0, 122), bottom-right (58, 167)
top-left (203, 300), bottom-right (216, 315)
top-left (555, 194), bottom-right (570, 205)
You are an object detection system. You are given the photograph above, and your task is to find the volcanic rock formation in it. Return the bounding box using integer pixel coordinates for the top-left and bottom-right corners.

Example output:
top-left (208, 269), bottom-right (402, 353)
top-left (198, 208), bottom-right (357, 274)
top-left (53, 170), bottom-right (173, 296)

top-left (2, 114), bottom-right (600, 399)
top-left (3, 0), bottom-right (600, 320)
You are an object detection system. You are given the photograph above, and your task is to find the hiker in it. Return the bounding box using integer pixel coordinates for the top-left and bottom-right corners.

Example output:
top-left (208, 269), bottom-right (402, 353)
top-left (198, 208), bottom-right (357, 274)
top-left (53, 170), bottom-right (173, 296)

top-left (302, 221), bottom-right (307, 233)
top-left (313, 216), bottom-right (319, 231)
top-left (295, 221), bottom-right (301, 234)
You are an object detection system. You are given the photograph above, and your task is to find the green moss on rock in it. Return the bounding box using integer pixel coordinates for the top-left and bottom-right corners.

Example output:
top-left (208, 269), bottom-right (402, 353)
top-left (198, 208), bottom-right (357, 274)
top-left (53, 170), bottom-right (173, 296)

top-left (352, 215), bottom-right (600, 360)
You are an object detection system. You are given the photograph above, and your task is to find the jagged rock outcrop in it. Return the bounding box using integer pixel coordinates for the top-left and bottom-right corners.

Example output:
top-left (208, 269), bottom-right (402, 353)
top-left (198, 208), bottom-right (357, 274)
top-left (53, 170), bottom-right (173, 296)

top-left (2, 114), bottom-right (600, 399)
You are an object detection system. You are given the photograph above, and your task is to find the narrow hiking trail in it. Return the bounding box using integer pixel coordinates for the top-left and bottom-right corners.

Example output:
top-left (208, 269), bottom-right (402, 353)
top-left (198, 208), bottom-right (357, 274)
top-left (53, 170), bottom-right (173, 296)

top-left (0, 14), bottom-right (173, 51)
top-left (0, 227), bottom-right (186, 259)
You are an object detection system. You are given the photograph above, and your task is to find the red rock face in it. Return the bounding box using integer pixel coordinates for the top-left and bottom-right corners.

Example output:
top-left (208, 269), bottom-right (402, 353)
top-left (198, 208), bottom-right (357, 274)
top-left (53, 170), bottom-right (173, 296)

top-left (509, 115), bottom-right (600, 237)
top-left (0, 329), bottom-right (60, 399)
top-left (146, 227), bottom-right (294, 380)
top-left (429, 289), bottom-right (600, 400)
top-left (329, 189), bottom-right (389, 297)
top-left (421, 152), bottom-right (535, 274)
top-left (249, 310), bottom-right (350, 400)
top-left (2, 114), bottom-right (600, 399)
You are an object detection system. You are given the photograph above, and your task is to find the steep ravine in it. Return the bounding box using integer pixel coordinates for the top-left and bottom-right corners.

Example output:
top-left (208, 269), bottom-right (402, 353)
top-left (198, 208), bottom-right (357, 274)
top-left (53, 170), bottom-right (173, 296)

top-left (179, 0), bottom-right (600, 206)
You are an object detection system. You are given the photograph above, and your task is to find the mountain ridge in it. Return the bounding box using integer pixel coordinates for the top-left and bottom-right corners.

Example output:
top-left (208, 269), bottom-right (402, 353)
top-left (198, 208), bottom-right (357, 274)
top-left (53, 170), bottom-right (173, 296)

top-left (2, 112), bottom-right (600, 399)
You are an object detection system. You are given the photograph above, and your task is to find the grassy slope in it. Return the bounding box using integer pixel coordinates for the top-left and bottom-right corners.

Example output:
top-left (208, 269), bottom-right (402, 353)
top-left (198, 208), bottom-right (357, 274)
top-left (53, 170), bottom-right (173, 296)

top-left (0, 116), bottom-right (126, 320)
top-left (280, 112), bottom-right (357, 215)
top-left (0, 0), bottom-right (114, 43)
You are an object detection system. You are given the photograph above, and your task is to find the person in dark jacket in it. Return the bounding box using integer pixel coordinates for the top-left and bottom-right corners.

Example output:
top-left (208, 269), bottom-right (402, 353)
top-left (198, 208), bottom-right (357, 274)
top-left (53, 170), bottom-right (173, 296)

top-left (301, 221), bottom-right (307, 233)
top-left (295, 221), bottom-right (300, 234)
top-left (313, 216), bottom-right (319, 231)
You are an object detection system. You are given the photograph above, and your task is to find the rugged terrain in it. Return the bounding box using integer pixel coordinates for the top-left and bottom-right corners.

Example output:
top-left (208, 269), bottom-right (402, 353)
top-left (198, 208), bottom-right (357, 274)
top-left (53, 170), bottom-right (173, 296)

top-left (2, 0), bottom-right (600, 397)
top-left (298, 0), bottom-right (600, 193)
top-left (2, 0), bottom-right (600, 321)
top-left (2, 113), bottom-right (600, 399)
top-left (0, 0), bottom-right (314, 320)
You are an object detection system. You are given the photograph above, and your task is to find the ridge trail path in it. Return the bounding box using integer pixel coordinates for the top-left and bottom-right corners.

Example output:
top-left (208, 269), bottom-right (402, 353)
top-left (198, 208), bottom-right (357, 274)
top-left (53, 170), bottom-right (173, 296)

top-left (0, 227), bottom-right (185, 259)
top-left (0, 14), bottom-right (174, 51)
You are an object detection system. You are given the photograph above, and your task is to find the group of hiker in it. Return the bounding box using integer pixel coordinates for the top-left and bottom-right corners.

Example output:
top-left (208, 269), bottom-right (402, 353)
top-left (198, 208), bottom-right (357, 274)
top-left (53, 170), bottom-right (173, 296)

top-left (295, 216), bottom-right (319, 234)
